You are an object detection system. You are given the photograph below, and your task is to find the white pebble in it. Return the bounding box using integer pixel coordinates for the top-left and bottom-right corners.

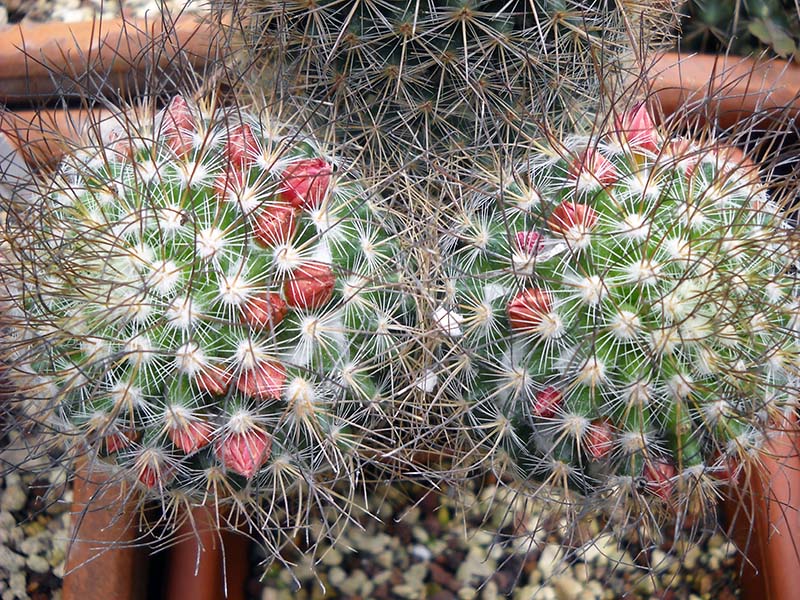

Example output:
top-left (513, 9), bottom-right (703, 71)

top-left (410, 544), bottom-right (432, 562)
top-left (26, 554), bottom-right (50, 574)
top-left (538, 544), bottom-right (565, 579)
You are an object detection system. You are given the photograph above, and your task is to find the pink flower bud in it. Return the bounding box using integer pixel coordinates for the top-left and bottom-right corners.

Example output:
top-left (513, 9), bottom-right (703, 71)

top-left (162, 95), bottom-right (195, 157)
top-left (546, 201), bottom-right (598, 236)
top-left (507, 288), bottom-right (552, 332)
top-left (614, 103), bottom-right (660, 153)
top-left (168, 419), bottom-right (215, 454)
top-left (515, 231), bottom-right (543, 255)
top-left (194, 364), bottom-right (231, 397)
top-left (644, 459), bottom-right (677, 501)
top-left (568, 149), bottom-right (618, 187)
top-left (213, 169), bottom-right (247, 203)
top-left (235, 360), bottom-right (287, 401)
top-left (253, 202), bottom-right (298, 247)
top-left (532, 387), bottom-right (562, 419)
top-left (585, 419), bottom-right (615, 459)
top-left (226, 124), bottom-right (260, 168)
top-left (284, 261), bottom-right (335, 310)
top-left (216, 429), bottom-right (272, 478)
top-left (240, 292), bottom-right (288, 330)
top-left (280, 158), bottom-right (332, 210)
top-left (662, 137), bottom-right (699, 175)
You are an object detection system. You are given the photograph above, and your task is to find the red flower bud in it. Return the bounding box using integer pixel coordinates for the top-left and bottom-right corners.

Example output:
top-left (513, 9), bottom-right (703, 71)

top-left (240, 292), bottom-right (288, 330)
top-left (568, 149), bottom-right (618, 187)
top-left (216, 429), bottom-right (272, 478)
top-left (136, 451), bottom-right (173, 489)
top-left (104, 428), bottom-right (138, 454)
top-left (515, 231), bottom-right (543, 255)
top-left (532, 387), bottom-right (562, 419)
top-left (138, 464), bottom-right (160, 488)
top-left (284, 261), bottom-right (335, 310)
top-left (613, 103), bottom-right (660, 153)
top-left (507, 288), bottom-right (552, 332)
top-left (162, 95), bottom-right (195, 157)
top-left (585, 419), bottom-right (615, 459)
top-left (280, 158), bottom-right (332, 210)
top-left (168, 419), bottom-right (215, 454)
top-left (547, 201), bottom-right (598, 236)
top-left (644, 459), bottom-right (677, 501)
top-left (253, 202), bottom-right (298, 247)
top-left (194, 364), bottom-right (231, 397)
top-left (709, 451), bottom-right (743, 486)
top-left (235, 360), bottom-right (287, 401)
top-left (226, 124), bottom-right (259, 168)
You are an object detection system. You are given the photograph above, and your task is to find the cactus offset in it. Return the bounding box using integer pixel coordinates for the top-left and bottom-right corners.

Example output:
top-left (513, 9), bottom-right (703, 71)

top-left (1, 94), bottom-right (412, 547)
top-left (245, 0), bottom-right (677, 171)
top-left (435, 104), bottom-right (800, 524)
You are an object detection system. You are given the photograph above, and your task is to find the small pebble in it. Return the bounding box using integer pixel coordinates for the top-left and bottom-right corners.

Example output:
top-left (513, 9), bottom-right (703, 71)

top-left (338, 569), bottom-right (367, 596)
top-left (327, 567), bottom-right (345, 587)
top-left (458, 587), bottom-right (477, 600)
top-left (411, 544), bottom-right (433, 562)
top-left (538, 544), bottom-right (565, 579)
top-left (683, 545), bottom-right (703, 570)
top-left (319, 548), bottom-right (341, 567)
top-left (0, 487), bottom-right (26, 514)
top-left (481, 580), bottom-right (498, 600)
top-left (393, 584), bottom-right (421, 599)
top-left (26, 554), bottom-right (50, 574)
top-left (552, 574), bottom-right (583, 600)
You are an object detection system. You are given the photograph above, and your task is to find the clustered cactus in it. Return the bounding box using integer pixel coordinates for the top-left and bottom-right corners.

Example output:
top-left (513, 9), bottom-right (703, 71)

top-left (3, 1), bottom-right (800, 575)
top-left (1, 94), bottom-right (411, 538)
top-left (434, 105), bottom-right (800, 520)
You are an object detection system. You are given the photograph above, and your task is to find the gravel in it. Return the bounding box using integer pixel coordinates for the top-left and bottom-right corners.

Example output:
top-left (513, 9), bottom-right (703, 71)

top-left (3, 0), bottom-right (209, 24)
top-left (248, 482), bottom-right (742, 600)
top-left (0, 433), bottom-right (71, 600)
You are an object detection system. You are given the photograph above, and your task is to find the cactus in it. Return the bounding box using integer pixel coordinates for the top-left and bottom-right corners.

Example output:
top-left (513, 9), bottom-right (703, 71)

top-left (244, 0), bottom-right (678, 172)
top-left (0, 94), bottom-right (412, 548)
top-left (433, 104), bottom-right (800, 527)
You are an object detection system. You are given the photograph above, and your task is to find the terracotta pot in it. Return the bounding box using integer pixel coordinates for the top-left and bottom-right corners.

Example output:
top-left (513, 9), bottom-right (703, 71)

top-left (62, 464), bottom-right (251, 600)
top-left (0, 108), bottom-right (111, 169)
top-left (722, 417), bottom-right (800, 600)
top-left (62, 462), bottom-right (148, 600)
top-left (0, 15), bottom-right (221, 105)
top-left (164, 507), bottom-right (249, 600)
top-left (648, 52), bottom-right (800, 128)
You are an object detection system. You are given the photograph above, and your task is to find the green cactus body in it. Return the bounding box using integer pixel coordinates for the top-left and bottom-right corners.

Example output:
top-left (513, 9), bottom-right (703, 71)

top-left (440, 105), bottom-right (800, 510)
top-left (6, 96), bottom-right (410, 513)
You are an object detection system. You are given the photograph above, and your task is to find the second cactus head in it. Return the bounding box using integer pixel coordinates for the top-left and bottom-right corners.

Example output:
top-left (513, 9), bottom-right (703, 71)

top-left (435, 104), bottom-right (800, 523)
